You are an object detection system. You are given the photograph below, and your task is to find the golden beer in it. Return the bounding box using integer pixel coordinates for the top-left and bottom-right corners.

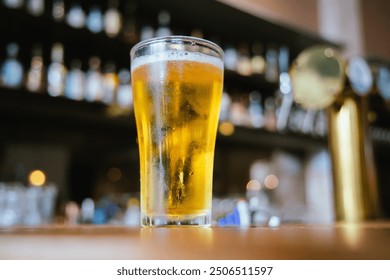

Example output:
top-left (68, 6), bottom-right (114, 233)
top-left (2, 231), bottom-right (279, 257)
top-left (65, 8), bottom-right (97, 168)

top-left (131, 37), bottom-right (224, 226)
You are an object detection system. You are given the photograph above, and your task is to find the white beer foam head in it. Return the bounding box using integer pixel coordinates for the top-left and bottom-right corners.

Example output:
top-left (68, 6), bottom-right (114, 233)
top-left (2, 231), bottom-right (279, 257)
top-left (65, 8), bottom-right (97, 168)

top-left (131, 50), bottom-right (224, 72)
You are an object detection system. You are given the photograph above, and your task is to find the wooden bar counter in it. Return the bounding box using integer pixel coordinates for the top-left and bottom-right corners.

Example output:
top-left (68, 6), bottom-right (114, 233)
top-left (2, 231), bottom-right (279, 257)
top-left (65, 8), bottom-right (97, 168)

top-left (1, 223), bottom-right (390, 259)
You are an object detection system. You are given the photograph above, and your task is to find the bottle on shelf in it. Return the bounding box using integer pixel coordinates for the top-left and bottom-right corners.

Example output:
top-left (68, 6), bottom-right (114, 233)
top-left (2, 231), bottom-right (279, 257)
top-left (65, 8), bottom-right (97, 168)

top-left (140, 24), bottom-right (154, 41)
top-left (301, 109), bottom-right (316, 134)
top-left (65, 201), bottom-right (80, 225)
top-left (26, 0), bottom-right (44, 16)
top-left (248, 91), bottom-right (264, 128)
top-left (230, 96), bottom-right (251, 127)
top-left (0, 42), bottom-right (24, 89)
top-left (2, 0), bottom-right (23, 9)
top-left (65, 59), bottom-right (85, 101)
top-left (102, 61), bottom-right (118, 104)
top-left (121, 1), bottom-right (138, 44)
top-left (66, 2), bottom-right (86, 29)
top-left (219, 91), bottom-right (232, 122)
top-left (116, 68), bottom-right (133, 109)
top-left (224, 44), bottom-right (238, 71)
top-left (23, 187), bottom-right (42, 226)
top-left (313, 110), bottom-right (328, 137)
top-left (80, 198), bottom-right (94, 224)
top-left (26, 44), bottom-right (45, 93)
top-left (155, 10), bottom-right (172, 37)
top-left (52, 0), bottom-right (64, 22)
top-left (265, 45), bottom-right (279, 83)
top-left (104, 0), bottom-right (122, 38)
top-left (237, 43), bottom-right (252, 76)
top-left (47, 43), bottom-right (67, 97)
top-left (287, 105), bottom-right (306, 132)
top-left (86, 5), bottom-right (104, 34)
top-left (123, 198), bottom-right (140, 227)
top-left (84, 56), bottom-right (103, 102)
top-left (251, 42), bottom-right (265, 75)
top-left (276, 45), bottom-right (293, 132)
top-left (263, 96), bottom-right (277, 132)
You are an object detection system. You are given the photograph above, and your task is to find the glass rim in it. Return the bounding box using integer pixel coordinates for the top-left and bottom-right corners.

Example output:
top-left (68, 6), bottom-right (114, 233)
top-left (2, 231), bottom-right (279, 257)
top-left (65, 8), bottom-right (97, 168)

top-left (130, 35), bottom-right (224, 59)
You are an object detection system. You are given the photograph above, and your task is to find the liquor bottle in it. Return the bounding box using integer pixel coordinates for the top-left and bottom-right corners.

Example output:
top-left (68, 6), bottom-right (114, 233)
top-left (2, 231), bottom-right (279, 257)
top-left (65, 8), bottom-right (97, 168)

top-left (248, 91), bottom-right (264, 128)
top-left (26, 44), bottom-right (45, 93)
top-left (65, 201), bottom-right (80, 225)
top-left (224, 44), bottom-right (238, 71)
top-left (313, 110), bottom-right (327, 136)
top-left (237, 43), bottom-right (252, 76)
top-left (275, 46), bottom-right (293, 132)
top-left (278, 45), bottom-right (289, 74)
top-left (102, 62), bottom-right (118, 104)
top-left (263, 96), bottom-right (277, 131)
top-left (104, 0), bottom-right (122, 38)
top-left (0, 43), bottom-right (24, 89)
top-left (26, 0), bottom-right (44, 16)
top-left (86, 6), bottom-right (104, 33)
top-left (155, 10), bottom-right (172, 37)
top-left (116, 68), bottom-right (133, 109)
top-left (47, 43), bottom-right (67, 97)
top-left (66, 3), bottom-right (86, 29)
top-left (265, 45), bottom-right (279, 83)
top-left (123, 198), bottom-right (140, 227)
top-left (219, 91), bottom-right (232, 122)
top-left (251, 42), bottom-right (265, 75)
top-left (23, 187), bottom-right (42, 226)
top-left (84, 56), bottom-right (103, 102)
top-left (230, 97), bottom-right (250, 126)
top-left (2, 0), bottom-right (23, 9)
top-left (121, 1), bottom-right (138, 44)
top-left (81, 198), bottom-right (94, 224)
top-left (65, 59), bottom-right (85, 101)
top-left (140, 25), bottom-right (154, 41)
top-left (52, 0), bottom-right (64, 22)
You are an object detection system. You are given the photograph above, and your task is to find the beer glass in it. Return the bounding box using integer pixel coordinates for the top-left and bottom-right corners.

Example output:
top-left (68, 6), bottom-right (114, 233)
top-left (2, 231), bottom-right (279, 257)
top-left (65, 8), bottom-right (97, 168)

top-left (130, 36), bottom-right (224, 227)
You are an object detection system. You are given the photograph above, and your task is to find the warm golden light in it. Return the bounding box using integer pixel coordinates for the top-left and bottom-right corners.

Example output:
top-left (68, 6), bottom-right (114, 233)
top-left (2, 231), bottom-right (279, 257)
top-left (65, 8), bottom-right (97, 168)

top-left (246, 179), bottom-right (261, 191)
top-left (107, 167), bottom-right (122, 182)
top-left (218, 121), bottom-right (235, 136)
top-left (264, 174), bottom-right (279, 189)
top-left (28, 169), bottom-right (46, 186)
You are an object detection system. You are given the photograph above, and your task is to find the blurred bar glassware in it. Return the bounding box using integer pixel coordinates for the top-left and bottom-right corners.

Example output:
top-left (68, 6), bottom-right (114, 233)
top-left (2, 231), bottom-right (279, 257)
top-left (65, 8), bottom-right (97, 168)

top-left (130, 36), bottom-right (224, 227)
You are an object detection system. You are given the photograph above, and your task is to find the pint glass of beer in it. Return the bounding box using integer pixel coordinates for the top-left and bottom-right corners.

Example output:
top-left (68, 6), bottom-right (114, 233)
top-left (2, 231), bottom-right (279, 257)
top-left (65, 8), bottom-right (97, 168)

top-left (130, 36), bottom-right (224, 227)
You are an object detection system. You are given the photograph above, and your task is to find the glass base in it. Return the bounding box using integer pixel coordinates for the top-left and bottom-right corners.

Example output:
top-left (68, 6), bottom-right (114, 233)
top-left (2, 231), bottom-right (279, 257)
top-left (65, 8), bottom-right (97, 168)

top-left (141, 213), bottom-right (211, 227)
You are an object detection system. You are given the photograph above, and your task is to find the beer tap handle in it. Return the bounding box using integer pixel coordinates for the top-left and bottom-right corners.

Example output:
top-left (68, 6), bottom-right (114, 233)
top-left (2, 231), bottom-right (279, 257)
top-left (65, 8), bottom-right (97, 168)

top-left (290, 46), bottom-right (345, 110)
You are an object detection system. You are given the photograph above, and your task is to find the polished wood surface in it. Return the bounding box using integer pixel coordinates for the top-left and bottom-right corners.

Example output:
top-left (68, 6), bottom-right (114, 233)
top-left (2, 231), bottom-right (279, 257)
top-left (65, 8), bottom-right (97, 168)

top-left (1, 223), bottom-right (390, 260)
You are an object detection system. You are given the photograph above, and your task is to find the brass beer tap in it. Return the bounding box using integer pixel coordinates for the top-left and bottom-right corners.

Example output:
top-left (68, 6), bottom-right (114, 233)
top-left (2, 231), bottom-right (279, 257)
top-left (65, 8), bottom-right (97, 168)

top-left (290, 46), bottom-right (382, 222)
